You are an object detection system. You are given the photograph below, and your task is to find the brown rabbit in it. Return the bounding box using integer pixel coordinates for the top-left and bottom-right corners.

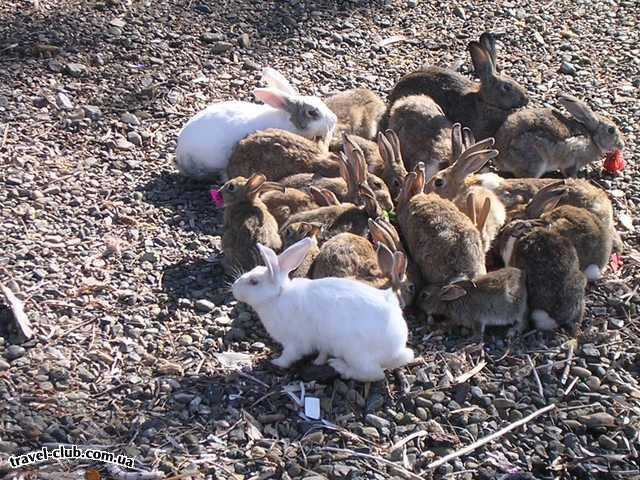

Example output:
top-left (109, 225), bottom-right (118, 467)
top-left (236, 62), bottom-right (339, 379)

top-left (499, 184), bottom-right (613, 281)
top-left (418, 267), bottom-right (528, 337)
top-left (498, 225), bottom-right (586, 333)
top-left (227, 129), bottom-right (341, 181)
top-left (388, 94), bottom-right (453, 177)
top-left (381, 32), bottom-right (528, 139)
top-left (465, 175), bottom-right (623, 253)
top-left (396, 163), bottom-right (486, 285)
top-left (325, 88), bottom-right (386, 150)
top-left (425, 125), bottom-right (506, 252)
top-left (494, 94), bottom-right (624, 178)
top-left (221, 174), bottom-right (284, 275)
top-left (261, 187), bottom-right (319, 228)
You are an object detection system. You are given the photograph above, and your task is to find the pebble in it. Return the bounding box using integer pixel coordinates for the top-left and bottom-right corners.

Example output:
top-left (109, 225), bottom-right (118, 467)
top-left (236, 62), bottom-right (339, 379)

top-left (33, 96), bottom-right (49, 108)
top-left (195, 299), bottom-right (216, 312)
top-left (211, 41), bottom-right (233, 53)
top-left (0, 359), bottom-right (10, 371)
top-left (571, 366), bottom-right (592, 379)
top-left (581, 412), bottom-right (616, 430)
top-left (56, 92), bottom-right (74, 110)
top-left (238, 33), bottom-right (251, 48)
top-left (83, 105), bottom-right (102, 120)
top-left (560, 61), bottom-right (577, 75)
top-left (5, 345), bottom-right (26, 360)
top-left (65, 63), bottom-right (86, 77)
top-left (121, 112), bottom-right (141, 126)
top-left (453, 5), bottom-right (465, 19)
top-left (582, 344), bottom-right (600, 357)
top-left (115, 137), bottom-right (135, 151)
top-left (202, 32), bottom-right (225, 43)
top-left (365, 414), bottom-right (390, 430)
top-left (128, 131), bottom-right (143, 146)
top-left (598, 434), bottom-right (618, 450)
top-left (586, 376), bottom-right (601, 391)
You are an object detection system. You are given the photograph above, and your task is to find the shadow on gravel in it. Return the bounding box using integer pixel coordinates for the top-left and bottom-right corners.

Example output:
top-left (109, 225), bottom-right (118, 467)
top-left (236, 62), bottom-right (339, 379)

top-left (140, 172), bottom-right (223, 235)
top-left (161, 256), bottom-right (227, 307)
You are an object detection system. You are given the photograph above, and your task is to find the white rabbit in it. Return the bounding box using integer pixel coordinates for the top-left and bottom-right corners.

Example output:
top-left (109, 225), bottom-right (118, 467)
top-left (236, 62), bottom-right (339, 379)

top-left (232, 237), bottom-right (414, 382)
top-left (175, 67), bottom-right (337, 180)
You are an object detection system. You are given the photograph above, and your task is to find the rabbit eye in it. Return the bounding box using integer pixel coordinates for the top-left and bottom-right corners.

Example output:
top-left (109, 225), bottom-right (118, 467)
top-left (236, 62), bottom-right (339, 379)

top-left (249, 278), bottom-right (259, 286)
top-left (227, 184), bottom-right (236, 192)
top-left (434, 178), bottom-right (445, 188)
top-left (307, 108), bottom-right (319, 119)
top-left (502, 83), bottom-right (512, 92)
top-left (608, 126), bottom-right (615, 134)
top-left (407, 284), bottom-right (416, 295)
top-left (420, 291), bottom-right (428, 300)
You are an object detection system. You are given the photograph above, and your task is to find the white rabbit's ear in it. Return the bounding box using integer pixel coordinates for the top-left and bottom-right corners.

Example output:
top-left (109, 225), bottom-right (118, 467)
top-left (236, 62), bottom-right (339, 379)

top-left (257, 243), bottom-right (279, 279)
top-left (558, 95), bottom-right (599, 132)
top-left (261, 67), bottom-right (298, 96)
top-left (254, 88), bottom-right (295, 111)
top-left (277, 237), bottom-right (314, 276)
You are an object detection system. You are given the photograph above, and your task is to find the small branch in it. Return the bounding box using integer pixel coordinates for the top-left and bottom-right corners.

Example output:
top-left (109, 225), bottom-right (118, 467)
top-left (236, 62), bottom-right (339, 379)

top-left (561, 341), bottom-right (575, 385)
top-left (106, 465), bottom-right (164, 480)
top-left (427, 404), bottom-right (556, 470)
top-left (563, 376), bottom-right (579, 397)
top-left (388, 430), bottom-right (429, 453)
top-left (527, 355), bottom-right (544, 399)
top-left (322, 447), bottom-right (423, 480)
top-left (454, 360), bottom-right (486, 384)
top-left (0, 283), bottom-right (33, 340)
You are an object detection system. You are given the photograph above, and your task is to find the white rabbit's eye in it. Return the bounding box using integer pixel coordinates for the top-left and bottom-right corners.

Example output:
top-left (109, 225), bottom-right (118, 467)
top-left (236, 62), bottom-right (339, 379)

top-left (307, 108), bottom-right (319, 119)
top-left (249, 278), bottom-right (259, 286)
top-left (608, 126), bottom-right (615, 134)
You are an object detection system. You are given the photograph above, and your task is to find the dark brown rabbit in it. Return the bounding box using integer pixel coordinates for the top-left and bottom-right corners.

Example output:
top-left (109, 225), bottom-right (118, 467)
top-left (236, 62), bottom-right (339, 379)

top-left (499, 226), bottom-right (586, 333)
top-left (396, 163), bottom-right (486, 285)
top-left (381, 32), bottom-right (528, 139)
top-left (221, 174), bottom-right (284, 275)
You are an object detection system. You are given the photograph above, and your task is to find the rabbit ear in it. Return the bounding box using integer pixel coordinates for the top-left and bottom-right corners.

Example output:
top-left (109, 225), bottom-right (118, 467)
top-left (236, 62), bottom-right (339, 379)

top-left (309, 186), bottom-right (328, 206)
top-left (558, 95), bottom-right (599, 132)
top-left (469, 41), bottom-right (496, 81)
top-left (477, 197), bottom-right (492, 234)
top-left (259, 182), bottom-right (285, 194)
top-left (369, 217), bottom-right (398, 250)
top-left (393, 251), bottom-right (407, 285)
top-left (359, 185), bottom-right (380, 216)
top-left (462, 127), bottom-right (476, 149)
top-left (479, 32), bottom-right (497, 70)
top-left (278, 237), bottom-right (314, 276)
top-left (261, 67), bottom-right (299, 96)
top-left (526, 181), bottom-right (567, 218)
top-left (398, 172), bottom-right (417, 208)
top-left (453, 149), bottom-right (498, 182)
top-left (440, 284), bottom-right (467, 301)
top-left (254, 88), bottom-right (295, 112)
top-left (257, 243), bottom-right (279, 279)
top-left (245, 174), bottom-right (266, 200)
top-left (376, 242), bottom-right (395, 277)
top-left (451, 123), bottom-right (464, 161)
top-left (321, 189), bottom-right (340, 206)
top-left (300, 222), bottom-right (322, 238)
top-left (413, 163), bottom-right (426, 194)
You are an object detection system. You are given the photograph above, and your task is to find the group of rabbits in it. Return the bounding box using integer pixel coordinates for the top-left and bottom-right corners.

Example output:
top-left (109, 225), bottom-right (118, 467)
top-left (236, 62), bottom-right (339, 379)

top-left (173, 32), bottom-right (625, 382)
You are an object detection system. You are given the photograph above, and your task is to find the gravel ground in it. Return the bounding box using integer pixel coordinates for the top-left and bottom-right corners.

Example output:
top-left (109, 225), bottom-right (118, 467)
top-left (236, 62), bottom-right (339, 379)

top-left (1, 0), bottom-right (640, 479)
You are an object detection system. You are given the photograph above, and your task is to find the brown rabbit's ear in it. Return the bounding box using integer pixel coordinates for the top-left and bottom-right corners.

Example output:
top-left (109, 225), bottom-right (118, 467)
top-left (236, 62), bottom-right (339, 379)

top-left (376, 242), bottom-right (395, 277)
top-left (309, 186), bottom-right (328, 206)
top-left (440, 284), bottom-right (468, 301)
top-left (246, 174), bottom-right (270, 200)
top-left (558, 95), bottom-right (599, 132)
top-left (300, 222), bottom-right (322, 238)
top-left (525, 181), bottom-right (567, 218)
top-left (376, 217), bottom-right (401, 247)
top-left (338, 152), bottom-right (352, 186)
top-left (452, 148), bottom-right (498, 183)
top-left (321, 189), bottom-right (340, 206)
top-left (477, 197), bottom-right (492, 234)
top-left (258, 182), bottom-right (285, 194)
top-left (369, 218), bottom-right (396, 251)
top-left (392, 251), bottom-right (408, 285)
top-left (462, 127), bottom-right (476, 150)
top-left (465, 192), bottom-right (477, 226)
top-left (397, 172), bottom-right (417, 208)
top-left (479, 32), bottom-right (497, 70)
top-left (469, 41), bottom-right (496, 81)
top-left (386, 129), bottom-right (403, 166)
top-left (413, 162), bottom-right (426, 194)
top-left (451, 123), bottom-right (464, 161)
top-left (359, 185), bottom-right (380, 216)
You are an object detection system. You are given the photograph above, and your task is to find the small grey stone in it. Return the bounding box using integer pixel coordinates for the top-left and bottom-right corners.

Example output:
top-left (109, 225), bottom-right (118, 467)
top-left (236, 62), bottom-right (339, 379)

top-left (0, 359), bottom-right (10, 371)
top-left (430, 391), bottom-right (446, 403)
top-left (195, 299), bottom-right (216, 312)
top-left (453, 5), bottom-right (465, 18)
top-left (598, 434), bottom-right (618, 450)
top-left (65, 62), bottom-right (86, 77)
top-left (48, 59), bottom-right (63, 72)
top-left (33, 96), bottom-right (49, 108)
top-left (582, 344), bottom-right (600, 357)
top-left (202, 32), bottom-right (225, 43)
top-left (121, 112), bottom-right (141, 126)
top-left (0, 96), bottom-right (8, 109)
top-left (115, 137), bottom-right (134, 151)
top-left (56, 92), bottom-right (73, 110)
top-left (128, 131), bottom-right (143, 146)
top-left (83, 105), bottom-right (102, 120)
top-left (5, 345), bottom-right (26, 360)
top-left (571, 366), bottom-right (592, 379)
top-left (0, 441), bottom-right (18, 454)
top-left (211, 41), bottom-right (233, 53)
top-left (141, 251), bottom-right (159, 263)
top-left (560, 62), bottom-right (577, 75)
top-left (238, 33), bottom-right (251, 48)
top-left (365, 413), bottom-right (390, 430)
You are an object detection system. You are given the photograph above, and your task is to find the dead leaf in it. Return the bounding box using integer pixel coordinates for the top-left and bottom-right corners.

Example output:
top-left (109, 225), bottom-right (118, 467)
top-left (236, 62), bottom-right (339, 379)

top-left (0, 283), bottom-right (33, 340)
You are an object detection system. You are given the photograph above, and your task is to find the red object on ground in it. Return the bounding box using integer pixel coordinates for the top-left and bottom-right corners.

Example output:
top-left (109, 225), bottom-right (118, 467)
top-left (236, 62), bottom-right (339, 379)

top-left (603, 149), bottom-right (625, 174)
top-left (609, 253), bottom-right (623, 273)
top-left (210, 189), bottom-right (224, 208)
